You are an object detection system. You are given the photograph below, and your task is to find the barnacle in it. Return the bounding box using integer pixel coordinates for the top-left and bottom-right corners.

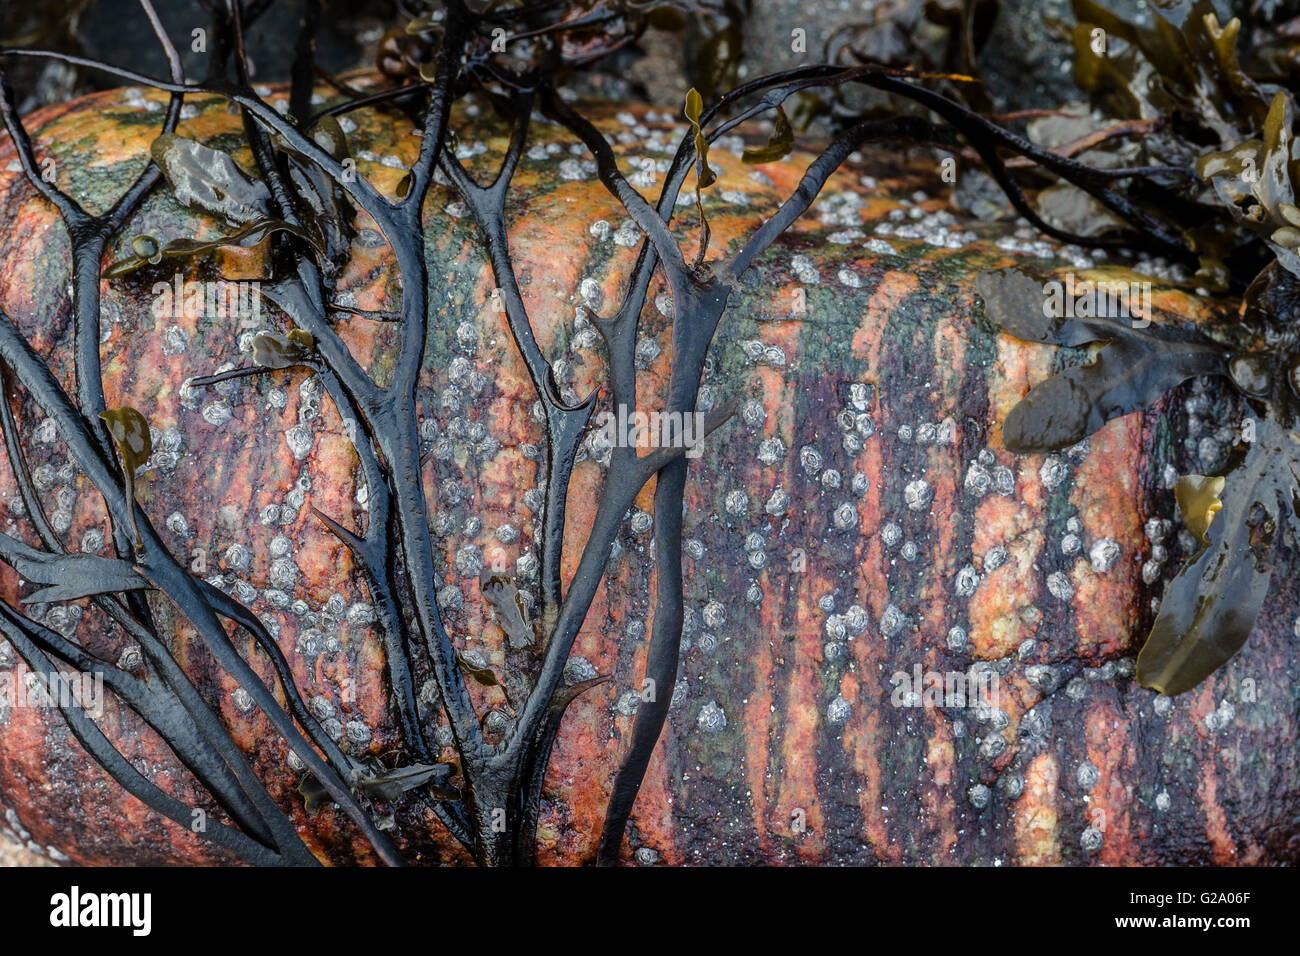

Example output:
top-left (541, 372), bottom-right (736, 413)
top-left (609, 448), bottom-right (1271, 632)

top-left (980, 1), bottom-right (1300, 696)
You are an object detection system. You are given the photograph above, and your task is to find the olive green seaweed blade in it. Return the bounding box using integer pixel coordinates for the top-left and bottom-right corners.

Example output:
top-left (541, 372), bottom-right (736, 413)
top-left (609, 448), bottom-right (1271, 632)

top-left (1137, 430), bottom-right (1295, 695)
top-left (150, 132), bottom-right (272, 227)
top-left (998, 325), bottom-right (1226, 453)
top-left (99, 406), bottom-right (152, 473)
top-left (1136, 530), bottom-right (1272, 696)
top-left (103, 219), bottom-right (317, 279)
top-left (684, 87), bottom-right (716, 189)
top-left (977, 268), bottom-right (1229, 453)
top-left (742, 104), bottom-right (794, 165)
top-left (252, 328), bottom-right (316, 370)
top-left (976, 268), bottom-right (1064, 344)
top-left (99, 406), bottom-right (152, 553)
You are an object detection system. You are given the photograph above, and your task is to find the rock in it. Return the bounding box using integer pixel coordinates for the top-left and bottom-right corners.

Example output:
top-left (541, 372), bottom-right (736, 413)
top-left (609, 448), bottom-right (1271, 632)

top-left (0, 80), bottom-right (1292, 865)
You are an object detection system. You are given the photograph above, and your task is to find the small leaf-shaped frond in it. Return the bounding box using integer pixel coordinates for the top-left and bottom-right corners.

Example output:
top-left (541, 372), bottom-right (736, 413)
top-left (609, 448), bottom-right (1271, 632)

top-left (151, 133), bottom-right (273, 228)
top-left (298, 773), bottom-right (330, 814)
top-left (547, 674), bottom-right (610, 718)
top-left (742, 104), bottom-right (794, 165)
top-left (456, 650), bottom-right (502, 688)
top-left (684, 87), bottom-right (717, 189)
top-left (357, 763), bottom-right (460, 803)
top-left (103, 219), bottom-right (318, 279)
top-left (1137, 421), bottom-right (1299, 696)
top-left (99, 407), bottom-right (152, 474)
top-left (252, 329), bottom-right (317, 370)
top-left (99, 407), bottom-right (152, 552)
top-left (0, 532), bottom-right (149, 604)
top-left (406, 14), bottom-right (442, 36)
top-left (306, 115), bottom-right (352, 163)
top-left (978, 268), bottom-right (1229, 453)
top-left (1175, 474), bottom-right (1225, 546)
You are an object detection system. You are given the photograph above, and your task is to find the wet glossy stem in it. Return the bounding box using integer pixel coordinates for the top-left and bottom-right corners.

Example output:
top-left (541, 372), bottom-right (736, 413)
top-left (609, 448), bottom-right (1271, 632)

top-left (236, 3), bottom-right (481, 851)
top-left (189, 364), bottom-right (280, 387)
top-left (0, 2), bottom-right (406, 866)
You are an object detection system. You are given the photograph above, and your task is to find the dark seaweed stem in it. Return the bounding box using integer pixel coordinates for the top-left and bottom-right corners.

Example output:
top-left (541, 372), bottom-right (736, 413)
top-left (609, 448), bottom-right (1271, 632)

top-left (181, 0), bottom-right (734, 865)
top-left (0, 1), bottom-right (403, 867)
top-left (0, 1), bottom-right (1210, 867)
top-left (569, 59), bottom-right (1193, 861)
top-left (437, 89), bottom-right (585, 634)
top-left (216, 0), bottom-right (479, 846)
top-left (707, 63), bottom-right (1193, 257)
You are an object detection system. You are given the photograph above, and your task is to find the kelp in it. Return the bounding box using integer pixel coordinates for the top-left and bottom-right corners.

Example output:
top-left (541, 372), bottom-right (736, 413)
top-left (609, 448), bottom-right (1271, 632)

top-left (984, 263), bottom-right (1299, 695)
top-left (357, 762), bottom-right (461, 803)
top-left (0, 532), bottom-right (148, 604)
top-left (14, 0), bottom-right (1092, 866)
top-left (300, 762), bottom-right (461, 813)
top-left (1072, 0), bottom-right (1269, 144)
top-left (151, 132), bottom-right (272, 226)
top-left (104, 133), bottom-right (330, 277)
top-left (1197, 91), bottom-right (1300, 277)
top-left (982, 252), bottom-right (1300, 693)
top-left (971, 1), bottom-right (1300, 696)
top-left (276, 115), bottom-right (357, 269)
top-left (1138, 421), bottom-right (1300, 695)
top-left (978, 268), bottom-right (1228, 453)
top-left (683, 86), bottom-right (716, 267)
top-left (102, 220), bottom-right (317, 278)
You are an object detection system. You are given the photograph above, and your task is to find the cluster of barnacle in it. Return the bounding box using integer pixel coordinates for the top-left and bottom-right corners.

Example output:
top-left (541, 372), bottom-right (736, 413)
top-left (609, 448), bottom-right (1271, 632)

top-left (974, 1), bottom-right (1300, 696)
top-left (2, 0), bottom-right (1293, 867)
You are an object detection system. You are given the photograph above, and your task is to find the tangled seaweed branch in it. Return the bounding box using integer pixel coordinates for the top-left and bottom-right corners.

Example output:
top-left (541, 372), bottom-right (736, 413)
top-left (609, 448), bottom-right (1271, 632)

top-left (0, 0), bottom-right (1285, 866)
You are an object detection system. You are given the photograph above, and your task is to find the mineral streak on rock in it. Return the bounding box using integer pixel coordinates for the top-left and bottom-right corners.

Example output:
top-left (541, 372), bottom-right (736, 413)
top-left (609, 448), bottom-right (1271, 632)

top-left (0, 84), bottom-right (1293, 865)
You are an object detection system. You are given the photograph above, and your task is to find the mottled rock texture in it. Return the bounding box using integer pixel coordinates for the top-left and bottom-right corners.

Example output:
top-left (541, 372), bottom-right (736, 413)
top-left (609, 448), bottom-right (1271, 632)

top-left (0, 79), bottom-right (1295, 865)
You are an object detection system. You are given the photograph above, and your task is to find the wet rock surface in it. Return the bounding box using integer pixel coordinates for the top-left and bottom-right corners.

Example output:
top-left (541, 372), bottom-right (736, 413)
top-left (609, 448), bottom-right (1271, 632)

top-left (0, 81), bottom-right (1293, 865)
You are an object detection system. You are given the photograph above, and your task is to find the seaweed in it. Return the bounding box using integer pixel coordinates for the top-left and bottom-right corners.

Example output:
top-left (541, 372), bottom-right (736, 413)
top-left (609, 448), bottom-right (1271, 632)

top-left (976, 2), bottom-right (1300, 696)
top-left (0, 0), bottom-right (1289, 868)
top-left (978, 269), bottom-right (1228, 453)
top-left (1138, 421), bottom-right (1300, 695)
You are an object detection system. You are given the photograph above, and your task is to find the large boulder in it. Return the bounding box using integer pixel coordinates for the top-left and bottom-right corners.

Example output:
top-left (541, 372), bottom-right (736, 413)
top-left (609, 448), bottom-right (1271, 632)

top-left (0, 79), bottom-right (1294, 865)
